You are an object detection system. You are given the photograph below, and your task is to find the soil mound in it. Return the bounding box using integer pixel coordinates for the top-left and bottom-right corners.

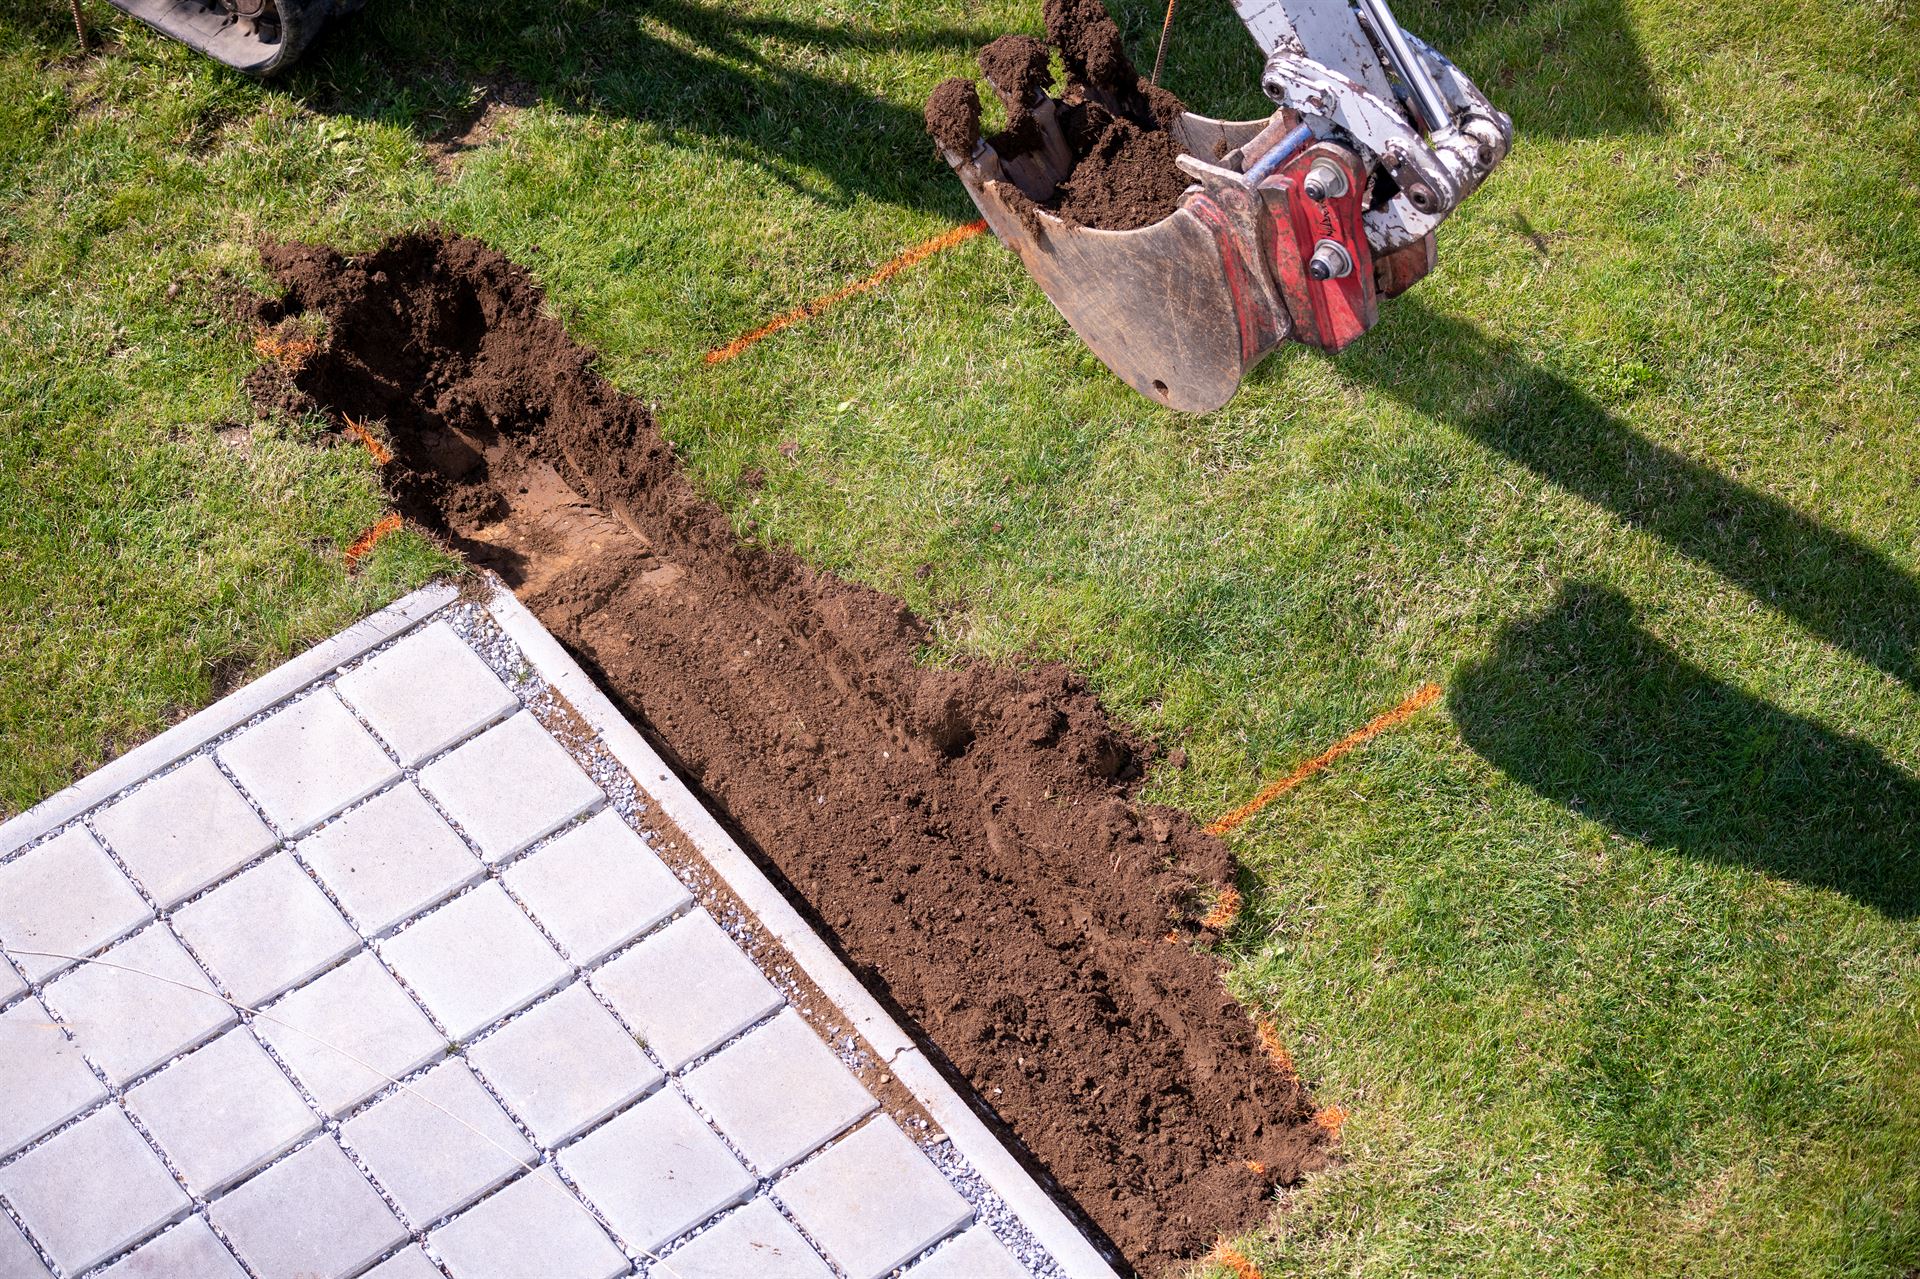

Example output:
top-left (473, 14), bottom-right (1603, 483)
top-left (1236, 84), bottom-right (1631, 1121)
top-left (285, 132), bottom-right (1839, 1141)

top-left (924, 0), bottom-right (1193, 230)
top-left (256, 230), bottom-right (1326, 1272)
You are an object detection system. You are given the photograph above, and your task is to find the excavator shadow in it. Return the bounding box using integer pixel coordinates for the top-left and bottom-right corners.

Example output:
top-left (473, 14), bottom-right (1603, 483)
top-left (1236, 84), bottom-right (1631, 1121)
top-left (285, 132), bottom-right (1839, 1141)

top-left (287, 0), bottom-right (999, 217)
top-left (1354, 300), bottom-right (1920, 695)
top-left (1451, 581), bottom-right (1920, 918)
top-left (1342, 302), bottom-right (1919, 914)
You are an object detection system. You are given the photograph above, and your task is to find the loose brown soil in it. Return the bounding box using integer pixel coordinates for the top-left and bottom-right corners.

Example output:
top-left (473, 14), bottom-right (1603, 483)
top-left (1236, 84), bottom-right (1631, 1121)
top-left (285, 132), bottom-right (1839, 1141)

top-left (925, 0), bottom-right (1193, 231)
top-left (255, 230), bottom-right (1326, 1274)
top-left (925, 76), bottom-right (984, 158)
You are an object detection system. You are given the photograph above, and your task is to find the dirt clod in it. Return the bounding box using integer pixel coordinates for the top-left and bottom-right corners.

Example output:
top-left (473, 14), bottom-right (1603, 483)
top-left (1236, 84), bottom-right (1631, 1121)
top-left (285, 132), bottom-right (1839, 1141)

top-left (979, 33), bottom-right (1054, 102)
top-left (978, 34), bottom-right (1056, 149)
top-left (924, 77), bottom-right (983, 157)
top-left (256, 230), bottom-right (1326, 1273)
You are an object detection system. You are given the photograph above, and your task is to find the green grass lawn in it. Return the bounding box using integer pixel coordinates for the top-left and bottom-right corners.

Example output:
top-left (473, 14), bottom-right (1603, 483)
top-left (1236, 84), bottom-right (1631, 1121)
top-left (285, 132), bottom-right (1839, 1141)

top-left (4, 0), bottom-right (1917, 1272)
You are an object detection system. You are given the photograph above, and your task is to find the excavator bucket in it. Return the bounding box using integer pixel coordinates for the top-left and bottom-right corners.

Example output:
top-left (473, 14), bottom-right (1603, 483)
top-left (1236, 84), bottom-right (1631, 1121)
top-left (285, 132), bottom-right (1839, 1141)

top-left (941, 107), bottom-right (1387, 413)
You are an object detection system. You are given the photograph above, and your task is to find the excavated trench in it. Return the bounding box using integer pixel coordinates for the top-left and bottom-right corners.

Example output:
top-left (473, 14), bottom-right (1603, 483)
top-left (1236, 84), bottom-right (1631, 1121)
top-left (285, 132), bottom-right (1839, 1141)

top-left (252, 230), bottom-right (1326, 1273)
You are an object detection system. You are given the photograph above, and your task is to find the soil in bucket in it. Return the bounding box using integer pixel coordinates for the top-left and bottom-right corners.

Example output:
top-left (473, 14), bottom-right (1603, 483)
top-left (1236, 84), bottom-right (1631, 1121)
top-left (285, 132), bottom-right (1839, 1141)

top-left (925, 0), bottom-right (1194, 230)
top-left (253, 230), bottom-right (1328, 1274)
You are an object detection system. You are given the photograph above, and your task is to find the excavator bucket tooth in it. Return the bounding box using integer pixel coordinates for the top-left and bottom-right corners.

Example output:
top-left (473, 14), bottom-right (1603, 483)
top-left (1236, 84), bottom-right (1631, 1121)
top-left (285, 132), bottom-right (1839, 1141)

top-left (944, 114), bottom-right (1290, 414)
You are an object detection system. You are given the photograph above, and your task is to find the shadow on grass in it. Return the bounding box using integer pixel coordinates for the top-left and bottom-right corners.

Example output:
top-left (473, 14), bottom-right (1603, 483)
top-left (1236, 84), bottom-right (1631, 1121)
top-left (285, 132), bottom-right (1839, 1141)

top-left (277, 0), bottom-right (1663, 220)
top-left (1356, 301), bottom-right (1920, 693)
top-left (1452, 582), bottom-right (1920, 917)
top-left (284, 0), bottom-right (1001, 217)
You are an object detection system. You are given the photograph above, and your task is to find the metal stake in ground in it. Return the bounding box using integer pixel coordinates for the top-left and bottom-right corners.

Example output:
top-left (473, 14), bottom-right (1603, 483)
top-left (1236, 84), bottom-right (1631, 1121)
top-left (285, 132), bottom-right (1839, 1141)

top-left (1151, 0), bottom-right (1179, 85)
top-left (68, 0), bottom-right (89, 51)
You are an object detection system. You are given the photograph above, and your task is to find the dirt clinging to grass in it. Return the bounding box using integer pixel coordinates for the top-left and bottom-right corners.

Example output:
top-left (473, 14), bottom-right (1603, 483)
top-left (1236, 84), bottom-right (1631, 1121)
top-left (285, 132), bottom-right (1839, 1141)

top-left (255, 230), bottom-right (1326, 1273)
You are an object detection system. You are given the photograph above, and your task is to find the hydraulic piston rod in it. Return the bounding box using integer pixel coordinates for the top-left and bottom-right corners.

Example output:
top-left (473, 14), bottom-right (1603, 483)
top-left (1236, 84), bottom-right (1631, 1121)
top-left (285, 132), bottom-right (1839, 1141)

top-left (1356, 0), bottom-right (1452, 133)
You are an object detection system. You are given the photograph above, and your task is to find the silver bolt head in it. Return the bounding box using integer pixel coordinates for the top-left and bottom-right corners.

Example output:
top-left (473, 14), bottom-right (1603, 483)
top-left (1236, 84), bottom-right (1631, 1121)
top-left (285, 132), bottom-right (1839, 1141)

top-left (1308, 239), bottom-right (1353, 281)
top-left (1303, 159), bottom-right (1349, 201)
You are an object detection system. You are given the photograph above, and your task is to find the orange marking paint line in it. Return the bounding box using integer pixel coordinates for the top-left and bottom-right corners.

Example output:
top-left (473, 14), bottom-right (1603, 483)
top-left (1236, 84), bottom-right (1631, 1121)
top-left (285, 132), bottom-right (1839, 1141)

top-left (1256, 1020), bottom-right (1298, 1081)
top-left (1205, 1242), bottom-right (1263, 1279)
top-left (1314, 1104), bottom-right (1347, 1137)
top-left (1200, 886), bottom-right (1242, 931)
top-left (252, 330), bottom-right (318, 370)
top-left (345, 513), bottom-right (403, 567)
top-left (1205, 682), bottom-right (1443, 835)
top-left (703, 220), bottom-right (988, 365)
top-left (343, 418), bottom-right (392, 466)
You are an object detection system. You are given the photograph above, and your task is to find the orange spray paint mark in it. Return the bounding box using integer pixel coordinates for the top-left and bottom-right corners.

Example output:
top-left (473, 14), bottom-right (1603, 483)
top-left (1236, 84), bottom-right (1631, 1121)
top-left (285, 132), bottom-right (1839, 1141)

top-left (1200, 886), bottom-right (1242, 931)
top-left (343, 417), bottom-right (392, 465)
top-left (1314, 1104), bottom-right (1347, 1137)
top-left (1243, 1159), bottom-right (1267, 1176)
top-left (704, 220), bottom-right (988, 365)
top-left (252, 330), bottom-right (318, 371)
top-left (1205, 682), bottom-right (1443, 835)
top-left (1205, 1242), bottom-right (1263, 1279)
top-left (345, 513), bottom-right (403, 568)
top-left (1256, 1020), bottom-right (1298, 1081)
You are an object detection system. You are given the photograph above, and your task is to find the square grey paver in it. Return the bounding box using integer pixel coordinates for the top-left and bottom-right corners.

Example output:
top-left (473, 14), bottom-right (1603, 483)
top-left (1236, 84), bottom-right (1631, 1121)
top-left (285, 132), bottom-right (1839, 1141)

top-left (502, 809), bottom-right (690, 965)
top-left (429, 1169), bottom-right (628, 1279)
top-left (43, 925), bottom-right (235, 1084)
top-left (682, 1009), bottom-right (875, 1174)
top-left (0, 826), bottom-right (151, 982)
top-left (92, 756), bottom-right (278, 908)
top-left (0, 1107), bottom-right (192, 1275)
top-left (362, 1246), bottom-right (447, 1279)
top-left (341, 1059), bottom-right (534, 1226)
top-left (467, 982), bottom-right (662, 1147)
top-left (0, 997), bottom-right (107, 1158)
top-left (417, 714), bottom-right (602, 863)
top-left (125, 1027), bottom-right (319, 1195)
top-left (170, 854), bottom-right (360, 1007)
top-left (299, 785), bottom-right (482, 935)
top-left (217, 692), bottom-right (400, 836)
top-left (209, 1139), bottom-right (406, 1279)
top-left (661, 1198), bottom-right (834, 1279)
top-left (336, 623), bottom-right (520, 766)
top-left (592, 911), bottom-right (783, 1070)
top-left (1, 960), bottom-right (24, 1006)
top-left (0, 1216), bottom-right (50, 1279)
top-left (255, 953), bottom-right (445, 1115)
top-left (774, 1119), bottom-right (972, 1279)
top-left (907, 1228), bottom-right (1028, 1279)
top-left (380, 883), bottom-right (570, 1040)
top-left (100, 1216), bottom-right (248, 1279)
top-left (559, 1089), bottom-right (755, 1254)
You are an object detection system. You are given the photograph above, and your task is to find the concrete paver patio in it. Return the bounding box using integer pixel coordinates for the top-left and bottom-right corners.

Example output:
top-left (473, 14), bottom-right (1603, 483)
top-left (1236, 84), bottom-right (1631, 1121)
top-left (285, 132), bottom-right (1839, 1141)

top-left (0, 581), bottom-right (1118, 1279)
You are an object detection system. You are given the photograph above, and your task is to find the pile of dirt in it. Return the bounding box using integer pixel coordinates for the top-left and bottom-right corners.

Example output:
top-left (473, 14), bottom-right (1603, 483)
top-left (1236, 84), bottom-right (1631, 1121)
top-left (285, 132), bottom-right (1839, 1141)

top-left (254, 230), bottom-right (1326, 1273)
top-left (924, 0), bottom-right (1194, 230)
